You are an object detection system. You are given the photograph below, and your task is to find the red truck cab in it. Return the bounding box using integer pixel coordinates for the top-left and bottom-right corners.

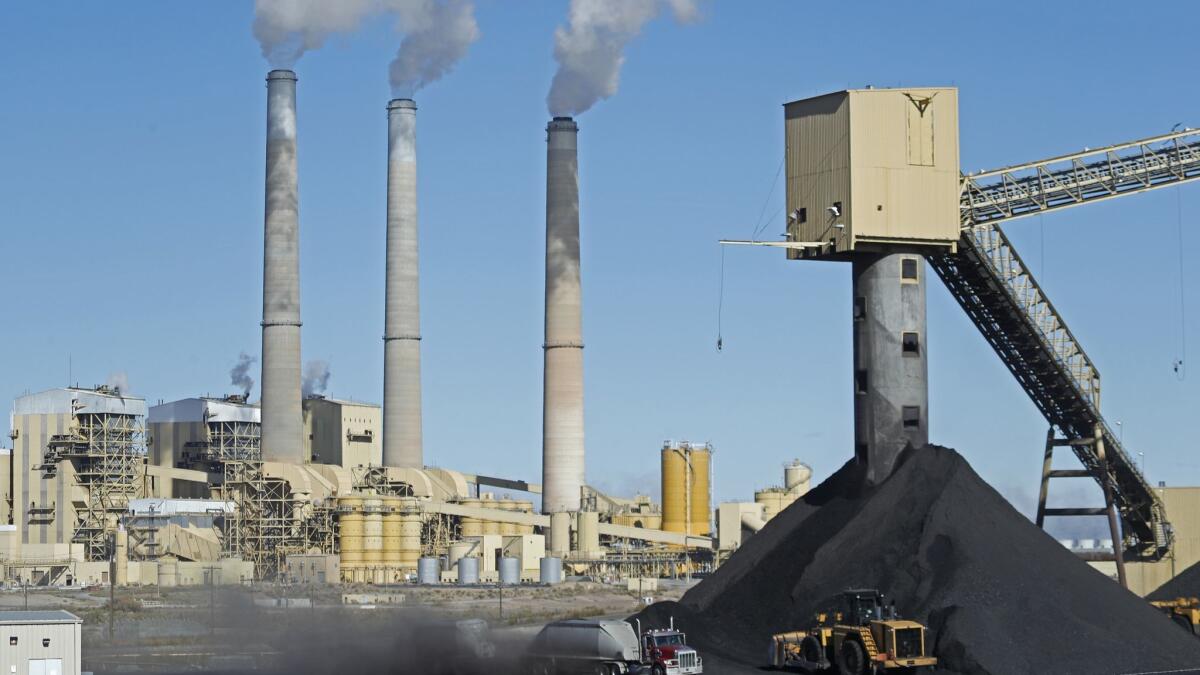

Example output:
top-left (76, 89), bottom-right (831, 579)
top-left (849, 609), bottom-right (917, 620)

top-left (640, 629), bottom-right (703, 675)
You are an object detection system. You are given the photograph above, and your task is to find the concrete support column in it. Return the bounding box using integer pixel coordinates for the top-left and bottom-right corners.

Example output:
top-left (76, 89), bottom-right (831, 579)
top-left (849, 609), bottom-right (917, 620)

top-left (260, 69), bottom-right (303, 464)
top-left (852, 251), bottom-right (928, 483)
top-left (383, 98), bottom-right (423, 468)
top-left (542, 117), bottom-right (585, 514)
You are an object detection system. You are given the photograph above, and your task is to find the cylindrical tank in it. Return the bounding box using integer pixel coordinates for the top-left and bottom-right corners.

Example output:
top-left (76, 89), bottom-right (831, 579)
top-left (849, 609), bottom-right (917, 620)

top-left (539, 556), bottom-right (562, 585)
top-left (1079, 538), bottom-right (1097, 550)
top-left (755, 488), bottom-right (795, 522)
top-left (516, 500), bottom-right (536, 535)
top-left (363, 498), bottom-right (384, 566)
top-left (549, 512), bottom-right (571, 556)
top-left (662, 442), bottom-right (712, 535)
top-left (689, 445), bottom-right (712, 536)
top-left (417, 557), bottom-right (440, 584)
top-left (784, 461), bottom-right (813, 495)
top-left (498, 500), bottom-right (519, 536)
top-left (449, 540), bottom-right (477, 568)
top-left (114, 528), bottom-right (129, 587)
top-left (576, 511), bottom-right (600, 558)
top-left (499, 557), bottom-right (521, 585)
top-left (158, 557), bottom-right (178, 588)
top-left (381, 496), bottom-right (402, 569)
top-left (1057, 538), bottom-right (1076, 550)
top-left (338, 496), bottom-right (365, 577)
top-left (460, 499), bottom-right (484, 538)
top-left (458, 556), bottom-right (480, 584)
top-left (398, 502), bottom-right (422, 570)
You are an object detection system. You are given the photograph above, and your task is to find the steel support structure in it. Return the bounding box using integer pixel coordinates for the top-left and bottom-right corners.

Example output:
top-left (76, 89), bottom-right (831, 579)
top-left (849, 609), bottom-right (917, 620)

top-left (928, 128), bottom-right (1200, 561)
top-left (43, 412), bottom-right (146, 561)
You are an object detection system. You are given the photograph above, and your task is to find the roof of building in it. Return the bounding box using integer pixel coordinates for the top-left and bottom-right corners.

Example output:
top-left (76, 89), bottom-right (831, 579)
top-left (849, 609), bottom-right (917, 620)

top-left (0, 610), bottom-right (81, 625)
top-left (302, 395), bottom-right (380, 408)
top-left (13, 387), bottom-right (146, 417)
top-left (148, 397), bottom-right (259, 424)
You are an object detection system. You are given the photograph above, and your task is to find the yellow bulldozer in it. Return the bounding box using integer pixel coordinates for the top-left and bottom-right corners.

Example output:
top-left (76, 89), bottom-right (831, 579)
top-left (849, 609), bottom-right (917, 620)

top-left (768, 589), bottom-right (937, 674)
top-left (1151, 597), bottom-right (1200, 636)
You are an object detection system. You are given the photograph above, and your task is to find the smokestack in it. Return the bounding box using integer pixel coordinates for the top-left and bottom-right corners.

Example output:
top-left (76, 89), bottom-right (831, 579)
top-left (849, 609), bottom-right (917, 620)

top-left (260, 69), bottom-right (304, 464)
top-left (542, 116), bottom-right (584, 513)
top-left (383, 98), bottom-right (423, 468)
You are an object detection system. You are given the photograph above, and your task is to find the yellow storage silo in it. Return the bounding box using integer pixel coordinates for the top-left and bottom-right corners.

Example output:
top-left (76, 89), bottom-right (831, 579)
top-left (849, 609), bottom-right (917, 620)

top-left (498, 499), bottom-right (519, 536)
top-left (689, 445), bottom-right (712, 536)
top-left (338, 496), bottom-right (365, 580)
top-left (362, 497), bottom-right (384, 567)
top-left (381, 496), bottom-right (402, 569)
top-left (398, 498), bottom-right (422, 570)
top-left (661, 441), bottom-right (713, 536)
top-left (479, 496), bottom-right (501, 536)
top-left (576, 511), bottom-right (601, 558)
top-left (460, 499), bottom-right (484, 538)
top-left (516, 500), bottom-right (536, 535)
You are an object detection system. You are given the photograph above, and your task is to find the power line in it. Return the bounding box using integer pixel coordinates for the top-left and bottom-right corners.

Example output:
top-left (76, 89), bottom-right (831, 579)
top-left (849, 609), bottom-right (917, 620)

top-left (751, 154), bottom-right (786, 240)
top-left (1174, 185), bottom-right (1188, 380)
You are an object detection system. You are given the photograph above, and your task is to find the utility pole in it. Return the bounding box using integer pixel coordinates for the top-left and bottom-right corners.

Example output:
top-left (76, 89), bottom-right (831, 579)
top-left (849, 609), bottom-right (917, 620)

top-left (109, 532), bottom-right (116, 642)
top-left (498, 580), bottom-right (503, 621)
top-left (208, 566), bottom-right (216, 637)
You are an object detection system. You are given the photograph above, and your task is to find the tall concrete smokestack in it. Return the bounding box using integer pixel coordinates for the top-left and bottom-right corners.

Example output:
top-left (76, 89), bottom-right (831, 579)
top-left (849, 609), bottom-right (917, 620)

top-left (542, 117), bottom-right (584, 514)
top-left (383, 98), bottom-right (423, 468)
top-left (260, 69), bottom-right (303, 464)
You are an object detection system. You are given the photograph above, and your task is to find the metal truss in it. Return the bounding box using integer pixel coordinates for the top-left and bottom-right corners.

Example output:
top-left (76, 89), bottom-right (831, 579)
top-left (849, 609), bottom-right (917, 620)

top-left (180, 419), bottom-right (261, 470)
top-left (961, 128), bottom-right (1200, 225)
top-left (925, 128), bottom-right (1200, 561)
top-left (42, 411), bottom-right (146, 561)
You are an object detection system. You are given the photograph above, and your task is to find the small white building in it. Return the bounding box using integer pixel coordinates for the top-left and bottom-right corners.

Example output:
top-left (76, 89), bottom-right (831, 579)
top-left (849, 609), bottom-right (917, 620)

top-left (0, 611), bottom-right (82, 675)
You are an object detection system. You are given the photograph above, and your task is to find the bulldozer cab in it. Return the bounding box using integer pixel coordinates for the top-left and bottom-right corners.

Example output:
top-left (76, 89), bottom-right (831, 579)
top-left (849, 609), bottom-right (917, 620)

top-left (842, 589), bottom-right (894, 626)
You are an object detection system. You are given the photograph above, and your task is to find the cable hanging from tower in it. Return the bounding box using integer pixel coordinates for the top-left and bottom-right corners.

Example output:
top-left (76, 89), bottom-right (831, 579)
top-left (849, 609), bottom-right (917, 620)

top-left (1174, 183), bottom-right (1188, 380)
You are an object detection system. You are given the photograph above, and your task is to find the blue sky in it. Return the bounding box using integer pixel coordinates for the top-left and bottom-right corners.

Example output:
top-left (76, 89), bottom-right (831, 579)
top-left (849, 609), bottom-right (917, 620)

top-left (2, 2), bottom-right (1197, 529)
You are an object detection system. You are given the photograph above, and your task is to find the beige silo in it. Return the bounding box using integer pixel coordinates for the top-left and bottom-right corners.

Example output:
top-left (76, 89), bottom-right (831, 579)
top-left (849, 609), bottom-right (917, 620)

top-left (338, 496), bottom-right (365, 581)
top-left (398, 499), bottom-right (422, 570)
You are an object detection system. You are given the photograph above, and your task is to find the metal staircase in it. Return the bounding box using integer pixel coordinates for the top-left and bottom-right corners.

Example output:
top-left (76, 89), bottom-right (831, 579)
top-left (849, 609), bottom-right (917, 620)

top-left (925, 127), bottom-right (1200, 561)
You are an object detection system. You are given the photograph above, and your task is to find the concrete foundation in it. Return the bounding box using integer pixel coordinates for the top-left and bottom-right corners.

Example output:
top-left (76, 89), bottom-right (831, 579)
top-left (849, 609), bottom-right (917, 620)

top-left (852, 251), bottom-right (928, 483)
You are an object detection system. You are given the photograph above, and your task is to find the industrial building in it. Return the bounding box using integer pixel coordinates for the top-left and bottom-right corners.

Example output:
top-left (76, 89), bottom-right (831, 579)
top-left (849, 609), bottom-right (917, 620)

top-left (0, 611), bottom-right (82, 675)
top-left (3, 71), bottom-right (1197, 605)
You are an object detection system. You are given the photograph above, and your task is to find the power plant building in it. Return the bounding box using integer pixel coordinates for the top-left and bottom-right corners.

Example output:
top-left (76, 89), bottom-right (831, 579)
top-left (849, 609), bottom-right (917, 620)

top-left (303, 396), bottom-right (381, 468)
top-left (148, 396), bottom-right (260, 495)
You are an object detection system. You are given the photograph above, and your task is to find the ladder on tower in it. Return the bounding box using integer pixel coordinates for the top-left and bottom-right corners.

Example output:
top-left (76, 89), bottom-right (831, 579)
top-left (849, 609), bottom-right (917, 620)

top-left (927, 128), bottom-right (1200, 563)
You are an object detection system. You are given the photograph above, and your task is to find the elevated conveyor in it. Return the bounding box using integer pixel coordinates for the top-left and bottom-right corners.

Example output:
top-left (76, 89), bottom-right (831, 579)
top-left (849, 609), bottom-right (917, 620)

top-left (926, 129), bottom-right (1200, 561)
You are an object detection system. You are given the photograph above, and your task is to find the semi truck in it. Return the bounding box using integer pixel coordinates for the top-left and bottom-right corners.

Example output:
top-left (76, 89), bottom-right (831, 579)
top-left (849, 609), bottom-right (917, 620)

top-left (525, 618), bottom-right (703, 675)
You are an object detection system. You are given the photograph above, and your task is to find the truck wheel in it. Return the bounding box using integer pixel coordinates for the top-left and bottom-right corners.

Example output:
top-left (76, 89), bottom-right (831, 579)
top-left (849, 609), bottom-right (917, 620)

top-left (835, 639), bottom-right (867, 675)
top-left (801, 635), bottom-right (825, 666)
top-left (653, 666), bottom-right (666, 675)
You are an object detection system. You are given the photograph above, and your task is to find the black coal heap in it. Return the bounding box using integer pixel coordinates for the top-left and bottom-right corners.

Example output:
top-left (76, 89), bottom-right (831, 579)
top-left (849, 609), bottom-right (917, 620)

top-left (633, 445), bottom-right (1200, 674)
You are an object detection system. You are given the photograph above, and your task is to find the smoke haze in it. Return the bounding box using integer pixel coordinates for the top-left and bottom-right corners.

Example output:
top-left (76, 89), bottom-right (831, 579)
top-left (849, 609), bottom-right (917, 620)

top-left (252, 0), bottom-right (479, 90)
top-left (229, 352), bottom-right (258, 398)
top-left (105, 371), bottom-right (130, 395)
top-left (302, 359), bottom-right (331, 397)
top-left (547, 0), bottom-right (700, 117)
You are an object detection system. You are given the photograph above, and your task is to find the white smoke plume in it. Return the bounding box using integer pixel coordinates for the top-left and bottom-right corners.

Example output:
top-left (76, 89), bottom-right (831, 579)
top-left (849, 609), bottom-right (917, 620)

top-left (230, 352), bottom-right (258, 398)
top-left (547, 0), bottom-right (700, 117)
top-left (388, 0), bottom-right (479, 97)
top-left (252, 0), bottom-right (479, 91)
top-left (253, 0), bottom-right (379, 67)
top-left (302, 359), bottom-right (331, 397)
top-left (105, 371), bottom-right (130, 395)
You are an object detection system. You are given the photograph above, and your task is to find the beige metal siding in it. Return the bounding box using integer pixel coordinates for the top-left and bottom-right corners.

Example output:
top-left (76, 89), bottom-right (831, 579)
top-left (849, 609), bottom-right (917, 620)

top-left (785, 92), bottom-right (851, 258)
top-left (0, 621), bottom-right (82, 675)
top-left (848, 88), bottom-right (959, 246)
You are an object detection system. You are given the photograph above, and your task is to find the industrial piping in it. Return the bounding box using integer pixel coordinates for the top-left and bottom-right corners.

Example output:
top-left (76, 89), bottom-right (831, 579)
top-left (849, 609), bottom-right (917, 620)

top-left (383, 98), bottom-right (423, 468)
top-left (542, 117), bottom-right (584, 513)
top-left (260, 69), bottom-right (304, 464)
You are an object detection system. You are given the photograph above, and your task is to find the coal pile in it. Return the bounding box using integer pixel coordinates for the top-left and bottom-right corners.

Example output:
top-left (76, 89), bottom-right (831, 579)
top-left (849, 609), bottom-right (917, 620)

top-left (1150, 562), bottom-right (1200, 601)
top-left (633, 445), bottom-right (1200, 674)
